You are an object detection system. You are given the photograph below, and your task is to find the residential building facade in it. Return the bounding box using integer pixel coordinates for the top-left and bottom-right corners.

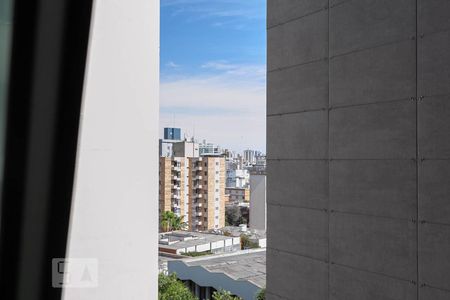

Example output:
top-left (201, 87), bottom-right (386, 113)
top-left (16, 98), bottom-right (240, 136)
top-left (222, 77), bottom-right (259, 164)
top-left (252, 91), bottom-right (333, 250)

top-left (159, 157), bottom-right (189, 222)
top-left (159, 152), bottom-right (227, 232)
top-left (189, 156), bottom-right (226, 231)
top-left (225, 187), bottom-right (250, 203)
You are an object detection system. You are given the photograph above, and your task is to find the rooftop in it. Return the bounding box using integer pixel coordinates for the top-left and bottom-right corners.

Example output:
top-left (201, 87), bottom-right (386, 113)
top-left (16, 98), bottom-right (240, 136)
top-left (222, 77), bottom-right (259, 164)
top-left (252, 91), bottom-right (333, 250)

top-left (159, 231), bottom-right (238, 251)
top-left (173, 249), bottom-right (266, 288)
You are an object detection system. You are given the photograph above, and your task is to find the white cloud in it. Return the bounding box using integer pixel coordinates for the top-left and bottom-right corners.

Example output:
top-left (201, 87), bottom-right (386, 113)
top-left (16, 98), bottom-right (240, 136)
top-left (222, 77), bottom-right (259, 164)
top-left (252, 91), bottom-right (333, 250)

top-left (160, 70), bottom-right (266, 152)
top-left (161, 0), bottom-right (265, 28)
top-left (166, 61), bottom-right (180, 68)
top-left (201, 61), bottom-right (266, 83)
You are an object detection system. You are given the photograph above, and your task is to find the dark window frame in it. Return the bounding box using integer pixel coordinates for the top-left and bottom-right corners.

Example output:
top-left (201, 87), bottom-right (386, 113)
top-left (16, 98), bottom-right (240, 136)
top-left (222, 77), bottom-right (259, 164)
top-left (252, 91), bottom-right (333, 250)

top-left (0, 0), bottom-right (93, 299)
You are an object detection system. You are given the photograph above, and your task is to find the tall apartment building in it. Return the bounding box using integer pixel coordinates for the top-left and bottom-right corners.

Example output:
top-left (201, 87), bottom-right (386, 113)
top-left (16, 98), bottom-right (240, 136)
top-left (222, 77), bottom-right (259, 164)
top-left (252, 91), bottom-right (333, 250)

top-left (189, 156), bottom-right (226, 231)
top-left (159, 157), bottom-right (189, 223)
top-left (159, 155), bottom-right (226, 231)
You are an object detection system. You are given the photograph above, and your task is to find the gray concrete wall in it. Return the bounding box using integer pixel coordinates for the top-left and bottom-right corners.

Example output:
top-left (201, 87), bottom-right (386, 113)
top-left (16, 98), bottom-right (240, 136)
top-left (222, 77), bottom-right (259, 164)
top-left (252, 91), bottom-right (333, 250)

top-left (267, 1), bottom-right (450, 299)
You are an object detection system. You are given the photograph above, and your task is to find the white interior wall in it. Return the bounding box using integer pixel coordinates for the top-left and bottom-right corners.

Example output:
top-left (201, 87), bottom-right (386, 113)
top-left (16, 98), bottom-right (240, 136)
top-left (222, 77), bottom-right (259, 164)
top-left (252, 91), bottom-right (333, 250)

top-left (63, 0), bottom-right (159, 299)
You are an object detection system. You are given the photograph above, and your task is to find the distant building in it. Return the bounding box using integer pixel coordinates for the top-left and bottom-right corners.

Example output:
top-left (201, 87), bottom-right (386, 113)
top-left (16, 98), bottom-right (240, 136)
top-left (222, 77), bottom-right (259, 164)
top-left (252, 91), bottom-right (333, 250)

top-left (164, 127), bottom-right (181, 140)
top-left (159, 231), bottom-right (240, 255)
top-left (225, 187), bottom-right (250, 202)
top-left (226, 169), bottom-right (250, 188)
top-left (199, 141), bottom-right (222, 156)
top-left (189, 156), bottom-right (226, 231)
top-left (159, 139), bottom-right (174, 157)
top-left (169, 249), bottom-right (266, 300)
top-left (249, 174), bottom-right (266, 231)
top-left (243, 149), bottom-right (255, 165)
top-left (173, 141), bottom-right (199, 158)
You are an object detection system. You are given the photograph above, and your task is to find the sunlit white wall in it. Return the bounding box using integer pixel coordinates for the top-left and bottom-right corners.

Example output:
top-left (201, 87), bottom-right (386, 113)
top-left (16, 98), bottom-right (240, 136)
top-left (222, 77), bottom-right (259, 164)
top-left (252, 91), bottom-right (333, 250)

top-left (64, 0), bottom-right (159, 298)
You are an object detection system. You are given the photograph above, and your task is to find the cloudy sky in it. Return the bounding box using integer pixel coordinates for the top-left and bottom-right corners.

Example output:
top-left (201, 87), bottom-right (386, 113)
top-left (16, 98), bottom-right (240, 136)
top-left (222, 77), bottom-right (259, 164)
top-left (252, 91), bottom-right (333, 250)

top-left (160, 0), bottom-right (266, 153)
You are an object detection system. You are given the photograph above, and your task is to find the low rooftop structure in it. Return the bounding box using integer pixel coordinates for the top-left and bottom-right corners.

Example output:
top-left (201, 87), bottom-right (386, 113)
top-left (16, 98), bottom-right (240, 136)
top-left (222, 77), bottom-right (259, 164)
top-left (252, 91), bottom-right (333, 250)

top-left (217, 226), bottom-right (267, 248)
top-left (159, 231), bottom-right (240, 255)
top-left (169, 249), bottom-right (266, 300)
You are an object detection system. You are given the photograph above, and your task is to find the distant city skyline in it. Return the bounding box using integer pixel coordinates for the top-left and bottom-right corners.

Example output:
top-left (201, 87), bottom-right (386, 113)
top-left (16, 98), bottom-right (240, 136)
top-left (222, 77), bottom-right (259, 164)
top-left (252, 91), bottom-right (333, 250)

top-left (160, 0), bottom-right (266, 153)
top-left (160, 126), bottom-right (266, 155)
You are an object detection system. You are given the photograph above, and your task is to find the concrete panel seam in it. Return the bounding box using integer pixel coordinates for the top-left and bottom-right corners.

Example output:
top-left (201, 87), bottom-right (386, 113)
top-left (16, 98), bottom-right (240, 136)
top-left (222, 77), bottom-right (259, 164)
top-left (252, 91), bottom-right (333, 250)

top-left (267, 158), bottom-right (417, 161)
top-left (419, 283), bottom-right (450, 294)
top-left (327, 0), bottom-right (332, 298)
top-left (268, 57), bottom-right (326, 74)
top-left (268, 202), bottom-right (327, 213)
top-left (330, 36), bottom-right (415, 61)
top-left (267, 107), bottom-right (327, 117)
top-left (266, 158), bottom-right (329, 161)
top-left (419, 220), bottom-right (450, 228)
top-left (268, 247), bottom-right (329, 264)
top-left (330, 97), bottom-right (414, 111)
top-left (331, 261), bottom-right (417, 285)
top-left (331, 209), bottom-right (416, 223)
top-left (267, 6), bottom-right (328, 30)
top-left (419, 27), bottom-right (450, 39)
top-left (419, 92), bottom-right (450, 99)
top-left (329, 0), bottom-right (353, 9)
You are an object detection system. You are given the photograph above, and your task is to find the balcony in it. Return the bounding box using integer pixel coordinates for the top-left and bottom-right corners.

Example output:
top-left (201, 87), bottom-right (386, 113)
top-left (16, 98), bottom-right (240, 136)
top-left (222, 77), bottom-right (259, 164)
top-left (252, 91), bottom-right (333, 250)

top-left (194, 184), bottom-right (203, 189)
top-left (195, 175), bottom-right (202, 180)
top-left (196, 212), bottom-right (203, 217)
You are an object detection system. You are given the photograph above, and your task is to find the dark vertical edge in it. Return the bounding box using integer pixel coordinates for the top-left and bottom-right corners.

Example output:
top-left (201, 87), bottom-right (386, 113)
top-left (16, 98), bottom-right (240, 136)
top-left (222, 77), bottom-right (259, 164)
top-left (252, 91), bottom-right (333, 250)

top-left (43, 0), bottom-right (93, 299)
top-left (327, 1), bottom-right (331, 299)
top-left (0, 0), bottom-right (94, 299)
top-left (415, 0), bottom-right (420, 299)
top-left (0, 0), bottom-right (39, 296)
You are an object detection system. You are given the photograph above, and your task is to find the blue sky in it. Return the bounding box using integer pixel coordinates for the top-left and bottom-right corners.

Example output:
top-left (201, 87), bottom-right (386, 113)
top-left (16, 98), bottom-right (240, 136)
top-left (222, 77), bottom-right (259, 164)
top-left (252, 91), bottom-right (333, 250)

top-left (160, 0), bottom-right (266, 153)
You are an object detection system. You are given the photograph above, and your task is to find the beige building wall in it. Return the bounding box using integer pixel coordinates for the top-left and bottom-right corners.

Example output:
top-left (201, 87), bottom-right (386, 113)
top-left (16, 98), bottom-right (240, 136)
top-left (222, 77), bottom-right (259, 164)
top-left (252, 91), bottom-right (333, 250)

top-left (159, 157), bottom-right (187, 224)
top-left (159, 157), bottom-right (172, 214)
top-left (189, 157), bottom-right (226, 231)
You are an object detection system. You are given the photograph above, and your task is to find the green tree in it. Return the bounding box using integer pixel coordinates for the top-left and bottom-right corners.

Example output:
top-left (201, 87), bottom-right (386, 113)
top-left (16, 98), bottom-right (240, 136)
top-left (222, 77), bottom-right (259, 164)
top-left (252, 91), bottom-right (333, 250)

top-left (240, 234), bottom-right (260, 250)
top-left (158, 273), bottom-right (197, 300)
top-left (212, 289), bottom-right (242, 300)
top-left (256, 288), bottom-right (265, 300)
top-left (225, 206), bottom-right (244, 226)
top-left (160, 211), bottom-right (187, 232)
